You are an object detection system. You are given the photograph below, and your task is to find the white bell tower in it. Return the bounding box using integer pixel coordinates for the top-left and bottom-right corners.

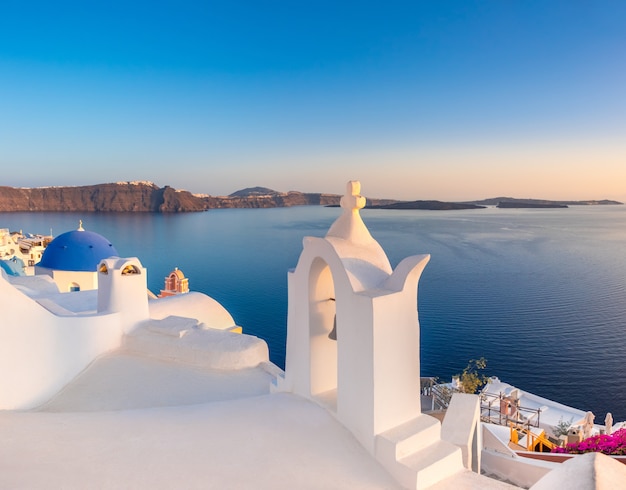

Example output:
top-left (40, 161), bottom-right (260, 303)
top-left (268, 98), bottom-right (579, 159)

top-left (279, 181), bottom-right (431, 445)
top-left (277, 182), bottom-right (468, 488)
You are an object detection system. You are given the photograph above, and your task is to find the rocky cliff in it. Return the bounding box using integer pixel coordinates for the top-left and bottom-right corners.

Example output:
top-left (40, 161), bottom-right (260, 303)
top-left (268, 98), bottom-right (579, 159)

top-left (0, 182), bottom-right (211, 212)
top-left (206, 189), bottom-right (343, 209)
top-left (0, 182), bottom-right (348, 212)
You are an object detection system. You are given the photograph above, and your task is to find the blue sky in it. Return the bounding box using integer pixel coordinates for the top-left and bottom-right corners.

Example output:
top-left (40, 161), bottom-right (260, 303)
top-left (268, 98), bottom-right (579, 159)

top-left (1, 1), bottom-right (624, 201)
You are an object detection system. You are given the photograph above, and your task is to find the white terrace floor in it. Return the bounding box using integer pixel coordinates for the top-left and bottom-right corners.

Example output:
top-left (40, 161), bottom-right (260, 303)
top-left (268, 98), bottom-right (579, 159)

top-left (1, 352), bottom-right (518, 489)
top-left (1, 352), bottom-right (402, 490)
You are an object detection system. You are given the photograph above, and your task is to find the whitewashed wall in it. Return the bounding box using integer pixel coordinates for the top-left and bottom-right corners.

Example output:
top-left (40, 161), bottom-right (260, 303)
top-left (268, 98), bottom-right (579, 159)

top-left (0, 272), bottom-right (122, 410)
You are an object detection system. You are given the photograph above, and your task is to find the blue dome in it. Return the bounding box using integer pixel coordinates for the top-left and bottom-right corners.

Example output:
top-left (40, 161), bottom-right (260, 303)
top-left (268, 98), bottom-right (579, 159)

top-left (39, 229), bottom-right (119, 272)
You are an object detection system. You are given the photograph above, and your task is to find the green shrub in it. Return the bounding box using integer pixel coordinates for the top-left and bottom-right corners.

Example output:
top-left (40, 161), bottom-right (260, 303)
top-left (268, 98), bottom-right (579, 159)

top-left (457, 357), bottom-right (488, 394)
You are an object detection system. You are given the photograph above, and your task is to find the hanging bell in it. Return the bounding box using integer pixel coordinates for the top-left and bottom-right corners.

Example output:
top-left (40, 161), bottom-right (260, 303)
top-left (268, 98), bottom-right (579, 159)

top-left (328, 315), bottom-right (337, 341)
top-left (328, 297), bottom-right (337, 340)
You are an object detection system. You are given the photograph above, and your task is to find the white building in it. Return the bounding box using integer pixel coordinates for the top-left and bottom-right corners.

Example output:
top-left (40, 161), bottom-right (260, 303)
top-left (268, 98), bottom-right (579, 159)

top-left (0, 227), bottom-right (51, 275)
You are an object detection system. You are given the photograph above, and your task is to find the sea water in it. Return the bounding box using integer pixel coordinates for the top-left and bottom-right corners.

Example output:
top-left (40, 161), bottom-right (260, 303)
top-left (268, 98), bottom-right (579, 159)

top-left (3, 205), bottom-right (626, 420)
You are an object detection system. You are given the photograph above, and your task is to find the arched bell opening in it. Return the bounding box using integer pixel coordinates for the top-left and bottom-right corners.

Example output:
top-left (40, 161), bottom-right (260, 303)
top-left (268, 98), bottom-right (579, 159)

top-left (308, 256), bottom-right (338, 409)
top-left (121, 264), bottom-right (141, 275)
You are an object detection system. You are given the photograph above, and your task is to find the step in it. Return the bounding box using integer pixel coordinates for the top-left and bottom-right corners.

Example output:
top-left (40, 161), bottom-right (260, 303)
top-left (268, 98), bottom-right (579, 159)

top-left (376, 414), bottom-right (442, 462)
top-left (396, 439), bottom-right (464, 489)
top-left (427, 469), bottom-right (520, 489)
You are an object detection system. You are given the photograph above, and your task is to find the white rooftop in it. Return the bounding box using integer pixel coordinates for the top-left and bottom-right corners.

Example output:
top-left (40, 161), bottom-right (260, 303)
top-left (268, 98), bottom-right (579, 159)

top-left (0, 352), bottom-right (402, 490)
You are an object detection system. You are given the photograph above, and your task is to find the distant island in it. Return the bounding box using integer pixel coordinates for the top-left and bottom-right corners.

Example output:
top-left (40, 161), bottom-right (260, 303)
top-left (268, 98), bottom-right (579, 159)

top-left (496, 202), bottom-right (568, 209)
top-left (0, 182), bottom-right (621, 213)
top-left (366, 200), bottom-right (485, 210)
top-left (466, 197), bottom-right (622, 207)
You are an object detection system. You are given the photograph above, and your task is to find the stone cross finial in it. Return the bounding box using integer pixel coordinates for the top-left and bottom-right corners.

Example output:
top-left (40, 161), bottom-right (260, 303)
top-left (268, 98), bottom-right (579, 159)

top-left (324, 180), bottom-right (393, 269)
top-left (326, 180), bottom-right (372, 244)
top-left (78, 220), bottom-right (85, 231)
top-left (340, 181), bottom-right (366, 211)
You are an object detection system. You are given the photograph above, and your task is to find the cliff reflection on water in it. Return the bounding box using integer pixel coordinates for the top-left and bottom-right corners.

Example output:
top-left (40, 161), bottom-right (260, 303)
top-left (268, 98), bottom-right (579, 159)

top-left (3, 205), bottom-right (626, 420)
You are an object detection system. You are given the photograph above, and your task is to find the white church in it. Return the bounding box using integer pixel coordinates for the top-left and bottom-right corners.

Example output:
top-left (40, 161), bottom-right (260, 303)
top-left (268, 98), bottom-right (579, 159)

top-left (0, 181), bottom-right (622, 489)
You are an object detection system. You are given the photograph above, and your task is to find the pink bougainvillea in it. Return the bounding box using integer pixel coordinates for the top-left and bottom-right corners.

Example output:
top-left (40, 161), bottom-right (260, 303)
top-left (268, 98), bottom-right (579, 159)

top-left (553, 428), bottom-right (626, 455)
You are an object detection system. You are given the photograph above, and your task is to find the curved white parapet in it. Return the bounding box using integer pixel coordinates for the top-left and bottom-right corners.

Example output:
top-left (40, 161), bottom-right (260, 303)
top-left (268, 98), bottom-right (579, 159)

top-left (148, 291), bottom-right (237, 331)
top-left (530, 452), bottom-right (626, 490)
top-left (124, 318), bottom-right (269, 370)
top-left (6, 274), bottom-right (60, 298)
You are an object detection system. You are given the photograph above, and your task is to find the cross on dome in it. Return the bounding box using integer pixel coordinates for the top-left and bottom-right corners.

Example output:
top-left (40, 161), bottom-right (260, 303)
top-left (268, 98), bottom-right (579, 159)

top-left (78, 220), bottom-right (85, 231)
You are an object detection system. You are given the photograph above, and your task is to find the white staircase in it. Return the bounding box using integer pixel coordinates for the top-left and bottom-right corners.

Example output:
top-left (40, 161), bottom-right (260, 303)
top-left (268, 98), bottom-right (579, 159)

top-left (375, 414), bottom-right (465, 489)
